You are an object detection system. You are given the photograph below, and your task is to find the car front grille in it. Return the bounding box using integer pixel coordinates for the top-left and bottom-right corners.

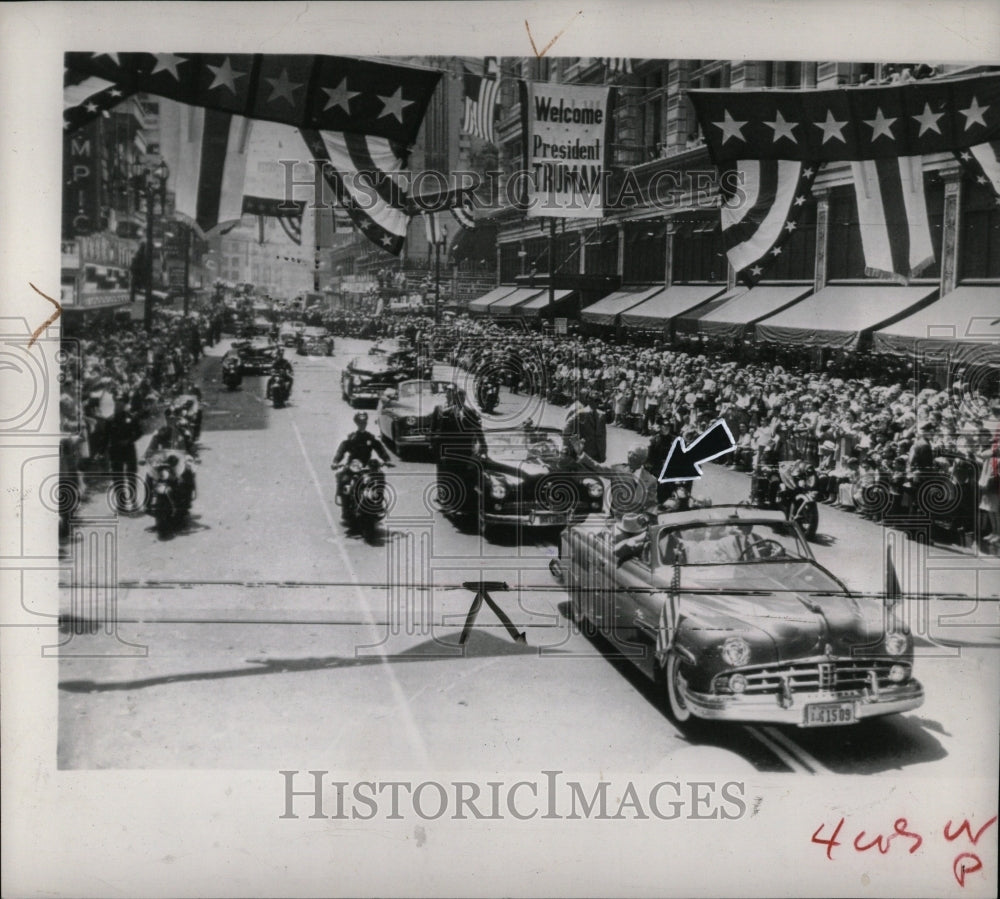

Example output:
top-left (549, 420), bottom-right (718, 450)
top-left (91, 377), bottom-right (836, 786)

top-left (714, 658), bottom-right (906, 695)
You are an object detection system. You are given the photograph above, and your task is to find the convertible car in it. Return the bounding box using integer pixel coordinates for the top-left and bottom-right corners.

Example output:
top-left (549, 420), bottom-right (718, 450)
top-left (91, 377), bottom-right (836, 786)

top-left (378, 379), bottom-right (455, 458)
top-left (559, 505), bottom-right (923, 728)
top-left (435, 425), bottom-right (606, 538)
top-left (231, 337), bottom-right (280, 375)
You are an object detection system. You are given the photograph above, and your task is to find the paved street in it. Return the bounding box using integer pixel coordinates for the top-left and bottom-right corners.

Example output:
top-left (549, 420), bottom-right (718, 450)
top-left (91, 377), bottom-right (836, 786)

top-left (58, 339), bottom-right (1000, 774)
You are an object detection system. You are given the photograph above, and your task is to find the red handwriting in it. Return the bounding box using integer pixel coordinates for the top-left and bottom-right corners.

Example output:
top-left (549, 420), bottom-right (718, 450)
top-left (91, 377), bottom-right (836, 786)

top-left (812, 814), bottom-right (995, 887)
top-left (944, 816), bottom-right (997, 887)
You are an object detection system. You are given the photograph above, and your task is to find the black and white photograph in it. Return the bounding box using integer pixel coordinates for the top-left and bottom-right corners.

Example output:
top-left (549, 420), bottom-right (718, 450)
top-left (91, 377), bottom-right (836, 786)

top-left (2, 2), bottom-right (999, 896)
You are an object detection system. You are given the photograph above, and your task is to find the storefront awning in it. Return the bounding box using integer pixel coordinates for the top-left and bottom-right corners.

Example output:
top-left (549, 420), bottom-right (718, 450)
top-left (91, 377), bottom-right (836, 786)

top-left (619, 284), bottom-right (728, 329)
top-left (676, 285), bottom-right (812, 338)
top-left (581, 285), bottom-right (663, 326)
top-left (871, 286), bottom-right (1000, 360)
top-left (518, 289), bottom-right (576, 317)
top-left (488, 287), bottom-right (545, 316)
top-left (468, 285), bottom-right (519, 314)
top-left (756, 284), bottom-right (939, 350)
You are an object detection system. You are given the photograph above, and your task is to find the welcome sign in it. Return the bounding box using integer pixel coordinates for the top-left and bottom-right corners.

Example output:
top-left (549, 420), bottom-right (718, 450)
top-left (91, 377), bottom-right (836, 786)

top-left (519, 81), bottom-right (616, 218)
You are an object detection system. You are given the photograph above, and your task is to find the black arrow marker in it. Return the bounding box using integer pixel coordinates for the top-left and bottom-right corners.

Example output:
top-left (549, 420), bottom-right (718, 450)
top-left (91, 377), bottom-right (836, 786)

top-left (658, 419), bottom-right (736, 483)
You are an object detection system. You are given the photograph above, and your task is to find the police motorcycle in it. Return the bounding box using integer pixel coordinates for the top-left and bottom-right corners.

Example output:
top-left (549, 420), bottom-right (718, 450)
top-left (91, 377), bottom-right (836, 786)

top-left (749, 459), bottom-right (819, 540)
top-left (221, 352), bottom-right (243, 390)
top-left (142, 450), bottom-right (196, 538)
top-left (332, 456), bottom-right (395, 538)
top-left (270, 370), bottom-right (292, 408)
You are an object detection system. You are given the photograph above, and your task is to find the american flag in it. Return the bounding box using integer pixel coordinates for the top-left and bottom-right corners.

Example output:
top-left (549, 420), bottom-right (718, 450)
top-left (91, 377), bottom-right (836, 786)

top-left (462, 57), bottom-right (500, 145)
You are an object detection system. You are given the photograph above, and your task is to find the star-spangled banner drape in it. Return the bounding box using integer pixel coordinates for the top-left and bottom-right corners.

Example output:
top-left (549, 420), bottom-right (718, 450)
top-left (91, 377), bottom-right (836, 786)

top-left (689, 72), bottom-right (1000, 284)
top-left (64, 52), bottom-right (443, 146)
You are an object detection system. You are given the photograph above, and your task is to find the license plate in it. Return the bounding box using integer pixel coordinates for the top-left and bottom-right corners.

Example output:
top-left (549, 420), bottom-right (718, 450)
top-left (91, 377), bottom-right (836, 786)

top-left (803, 702), bottom-right (855, 727)
top-left (531, 511), bottom-right (566, 526)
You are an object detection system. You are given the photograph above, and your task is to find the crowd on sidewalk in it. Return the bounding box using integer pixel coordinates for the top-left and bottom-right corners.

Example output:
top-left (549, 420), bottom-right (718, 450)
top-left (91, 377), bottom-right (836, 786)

top-left (58, 308), bottom-right (215, 525)
top-left (374, 313), bottom-right (1000, 546)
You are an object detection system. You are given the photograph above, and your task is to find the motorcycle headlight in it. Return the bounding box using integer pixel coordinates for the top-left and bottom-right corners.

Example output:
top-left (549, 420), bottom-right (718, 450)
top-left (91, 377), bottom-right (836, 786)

top-left (348, 459), bottom-right (363, 473)
top-left (720, 636), bottom-right (751, 667)
top-left (487, 475), bottom-right (508, 500)
top-left (582, 477), bottom-right (604, 498)
top-left (884, 632), bottom-right (908, 656)
top-left (158, 468), bottom-right (170, 481)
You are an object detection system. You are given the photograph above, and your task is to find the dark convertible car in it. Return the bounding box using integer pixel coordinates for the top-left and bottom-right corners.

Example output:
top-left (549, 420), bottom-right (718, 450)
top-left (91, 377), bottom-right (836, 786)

top-left (559, 504), bottom-right (923, 728)
top-left (377, 379), bottom-right (455, 458)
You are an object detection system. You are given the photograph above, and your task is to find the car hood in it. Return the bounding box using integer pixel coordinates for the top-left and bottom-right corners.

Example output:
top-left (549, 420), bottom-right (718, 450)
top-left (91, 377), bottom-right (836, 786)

top-left (653, 562), bottom-right (886, 660)
top-left (394, 397), bottom-right (449, 417)
top-left (488, 456), bottom-right (581, 483)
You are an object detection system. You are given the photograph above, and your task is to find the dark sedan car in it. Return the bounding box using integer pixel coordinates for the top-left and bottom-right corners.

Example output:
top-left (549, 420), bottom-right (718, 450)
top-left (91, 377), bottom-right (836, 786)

top-left (434, 425), bottom-right (606, 539)
top-left (296, 326), bottom-right (334, 356)
top-left (559, 505), bottom-right (923, 729)
top-left (341, 354), bottom-right (413, 407)
top-left (377, 379), bottom-right (455, 458)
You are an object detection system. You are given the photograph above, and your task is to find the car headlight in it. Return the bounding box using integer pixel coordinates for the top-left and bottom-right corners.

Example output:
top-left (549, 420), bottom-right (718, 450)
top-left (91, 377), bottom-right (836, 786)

top-left (888, 664), bottom-right (909, 682)
top-left (720, 636), bottom-right (751, 667)
top-left (582, 477), bottom-right (604, 498)
top-left (405, 416), bottom-right (417, 426)
top-left (884, 632), bottom-right (908, 656)
top-left (729, 673), bottom-right (748, 694)
top-left (487, 475), bottom-right (508, 500)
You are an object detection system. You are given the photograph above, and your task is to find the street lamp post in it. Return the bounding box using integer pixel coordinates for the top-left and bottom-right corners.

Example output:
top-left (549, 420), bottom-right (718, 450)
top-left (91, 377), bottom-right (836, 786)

top-left (132, 160), bottom-right (170, 334)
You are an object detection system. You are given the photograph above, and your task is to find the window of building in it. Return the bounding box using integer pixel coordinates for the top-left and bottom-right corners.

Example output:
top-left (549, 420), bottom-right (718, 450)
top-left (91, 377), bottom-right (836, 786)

top-left (671, 220), bottom-right (727, 283)
top-left (584, 228), bottom-right (619, 276)
top-left (623, 221), bottom-right (666, 283)
top-left (959, 175), bottom-right (1000, 279)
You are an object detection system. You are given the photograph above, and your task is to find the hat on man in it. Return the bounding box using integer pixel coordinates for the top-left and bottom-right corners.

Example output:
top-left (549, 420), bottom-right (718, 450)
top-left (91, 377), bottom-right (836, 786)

top-left (617, 512), bottom-right (646, 536)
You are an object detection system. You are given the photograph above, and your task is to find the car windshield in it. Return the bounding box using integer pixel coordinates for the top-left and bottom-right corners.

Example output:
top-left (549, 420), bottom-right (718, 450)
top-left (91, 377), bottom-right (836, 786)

top-left (484, 430), bottom-right (562, 461)
top-left (397, 381), bottom-right (450, 401)
top-left (657, 520), bottom-right (809, 567)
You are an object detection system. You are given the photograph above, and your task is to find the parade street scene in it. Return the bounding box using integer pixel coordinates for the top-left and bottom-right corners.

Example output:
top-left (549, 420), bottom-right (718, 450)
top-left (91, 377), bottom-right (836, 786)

top-left (54, 52), bottom-right (999, 778)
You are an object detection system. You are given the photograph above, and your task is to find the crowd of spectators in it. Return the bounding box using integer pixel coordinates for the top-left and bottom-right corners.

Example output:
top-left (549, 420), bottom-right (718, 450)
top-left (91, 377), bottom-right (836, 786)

top-left (372, 312), bottom-right (1000, 547)
top-left (59, 307), bottom-right (217, 527)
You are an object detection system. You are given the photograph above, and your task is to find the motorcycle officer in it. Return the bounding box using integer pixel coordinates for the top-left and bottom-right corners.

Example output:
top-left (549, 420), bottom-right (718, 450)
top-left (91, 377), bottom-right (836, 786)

top-left (266, 348), bottom-right (294, 400)
top-left (331, 412), bottom-right (391, 518)
top-left (142, 408), bottom-right (198, 506)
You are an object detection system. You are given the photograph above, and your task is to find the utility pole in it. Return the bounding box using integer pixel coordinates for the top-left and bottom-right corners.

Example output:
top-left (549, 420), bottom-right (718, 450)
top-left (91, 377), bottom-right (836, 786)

top-left (182, 223), bottom-right (191, 317)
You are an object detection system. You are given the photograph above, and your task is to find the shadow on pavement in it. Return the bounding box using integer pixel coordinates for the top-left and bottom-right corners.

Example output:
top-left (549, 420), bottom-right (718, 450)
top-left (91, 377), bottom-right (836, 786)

top-left (58, 629), bottom-right (551, 694)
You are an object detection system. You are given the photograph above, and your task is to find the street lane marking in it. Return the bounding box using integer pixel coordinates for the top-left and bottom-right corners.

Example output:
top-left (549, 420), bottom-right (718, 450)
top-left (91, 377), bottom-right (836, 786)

top-left (743, 725), bottom-right (812, 774)
top-left (761, 724), bottom-right (833, 775)
top-left (290, 416), bottom-right (431, 767)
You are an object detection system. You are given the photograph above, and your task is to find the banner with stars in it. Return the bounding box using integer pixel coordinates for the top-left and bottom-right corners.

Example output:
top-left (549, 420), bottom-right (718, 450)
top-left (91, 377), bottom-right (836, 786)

top-left (689, 72), bottom-right (1000, 284)
top-left (689, 71), bottom-right (1000, 165)
top-left (64, 52), bottom-right (442, 146)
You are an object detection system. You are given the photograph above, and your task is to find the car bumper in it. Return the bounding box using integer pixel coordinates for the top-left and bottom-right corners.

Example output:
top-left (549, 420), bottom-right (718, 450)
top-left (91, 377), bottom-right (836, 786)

top-left (682, 680), bottom-right (924, 726)
top-left (481, 506), bottom-right (600, 528)
top-left (395, 431), bottom-right (432, 446)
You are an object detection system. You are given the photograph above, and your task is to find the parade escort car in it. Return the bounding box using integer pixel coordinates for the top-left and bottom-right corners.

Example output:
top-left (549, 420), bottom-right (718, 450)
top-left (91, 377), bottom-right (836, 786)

top-left (342, 351), bottom-right (430, 407)
top-left (230, 337), bottom-right (280, 375)
top-left (436, 426), bottom-right (606, 540)
top-left (296, 325), bottom-right (334, 356)
top-left (559, 505), bottom-right (923, 728)
top-left (377, 379), bottom-right (456, 459)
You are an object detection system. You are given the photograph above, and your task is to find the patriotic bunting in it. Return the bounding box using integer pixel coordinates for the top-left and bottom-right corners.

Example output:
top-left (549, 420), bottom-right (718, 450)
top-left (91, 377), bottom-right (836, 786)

top-left (689, 72), bottom-right (1000, 283)
top-left (64, 52), bottom-right (442, 146)
top-left (63, 69), bottom-right (134, 131)
top-left (158, 98), bottom-right (253, 236)
top-left (954, 141), bottom-right (1000, 203)
top-left (721, 160), bottom-right (818, 286)
top-left (301, 128), bottom-right (411, 256)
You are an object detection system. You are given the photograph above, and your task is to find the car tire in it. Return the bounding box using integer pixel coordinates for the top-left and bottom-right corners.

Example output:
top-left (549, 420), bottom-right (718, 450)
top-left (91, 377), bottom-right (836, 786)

top-left (568, 589), bottom-right (598, 639)
top-left (663, 652), bottom-right (693, 724)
